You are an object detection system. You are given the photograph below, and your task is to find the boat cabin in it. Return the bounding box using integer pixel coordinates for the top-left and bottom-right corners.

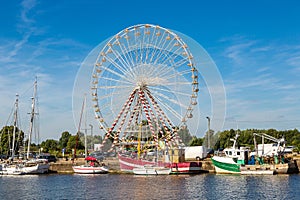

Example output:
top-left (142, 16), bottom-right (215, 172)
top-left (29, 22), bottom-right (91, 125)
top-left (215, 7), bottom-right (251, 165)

top-left (223, 147), bottom-right (250, 165)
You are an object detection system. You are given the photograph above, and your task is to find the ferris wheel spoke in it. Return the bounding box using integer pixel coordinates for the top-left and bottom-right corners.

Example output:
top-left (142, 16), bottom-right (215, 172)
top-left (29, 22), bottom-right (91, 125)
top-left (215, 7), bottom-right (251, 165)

top-left (107, 45), bottom-right (136, 79)
top-left (149, 27), bottom-right (166, 64)
top-left (154, 95), bottom-right (182, 121)
top-left (152, 36), bottom-right (179, 66)
top-left (100, 64), bottom-right (133, 83)
top-left (148, 85), bottom-right (192, 98)
top-left (99, 76), bottom-right (133, 86)
top-left (104, 55), bottom-right (134, 80)
top-left (158, 69), bottom-right (193, 84)
top-left (153, 91), bottom-right (190, 113)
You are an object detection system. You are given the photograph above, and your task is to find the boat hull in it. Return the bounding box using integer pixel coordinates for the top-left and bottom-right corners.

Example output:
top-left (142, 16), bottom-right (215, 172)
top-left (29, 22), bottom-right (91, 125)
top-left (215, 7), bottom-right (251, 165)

top-left (72, 165), bottom-right (109, 174)
top-left (0, 164), bottom-right (24, 175)
top-left (211, 156), bottom-right (240, 174)
top-left (21, 163), bottom-right (50, 174)
top-left (118, 153), bottom-right (202, 174)
top-left (133, 165), bottom-right (171, 175)
top-left (212, 156), bottom-right (292, 175)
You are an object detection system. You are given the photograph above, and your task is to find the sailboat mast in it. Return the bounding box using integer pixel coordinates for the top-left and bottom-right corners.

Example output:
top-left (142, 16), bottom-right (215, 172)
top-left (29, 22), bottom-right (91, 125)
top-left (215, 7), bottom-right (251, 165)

top-left (11, 94), bottom-right (19, 160)
top-left (84, 95), bottom-right (87, 159)
top-left (74, 95), bottom-right (86, 159)
top-left (27, 78), bottom-right (37, 160)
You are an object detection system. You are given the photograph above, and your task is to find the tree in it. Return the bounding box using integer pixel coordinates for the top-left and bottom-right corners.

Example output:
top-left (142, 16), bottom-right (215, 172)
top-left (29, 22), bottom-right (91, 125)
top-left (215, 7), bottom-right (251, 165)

top-left (177, 127), bottom-right (193, 145)
top-left (66, 135), bottom-right (84, 153)
top-left (189, 136), bottom-right (204, 146)
top-left (40, 139), bottom-right (59, 153)
top-left (0, 126), bottom-right (25, 156)
top-left (59, 131), bottom-right (71, 150)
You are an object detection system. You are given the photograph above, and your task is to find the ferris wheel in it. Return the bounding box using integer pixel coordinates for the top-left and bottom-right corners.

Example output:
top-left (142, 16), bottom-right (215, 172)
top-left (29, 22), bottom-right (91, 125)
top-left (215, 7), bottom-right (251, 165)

top-left (90, 24), bottom-right (199, 150)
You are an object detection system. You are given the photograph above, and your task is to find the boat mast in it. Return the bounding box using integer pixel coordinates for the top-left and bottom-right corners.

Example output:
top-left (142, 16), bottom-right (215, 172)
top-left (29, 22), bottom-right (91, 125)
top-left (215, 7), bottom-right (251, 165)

top-left (84, 94), bottom-right (87, 158)
top-left (27, 78), bottom-right (37, 160)
top-left (11, 94), bottom-right (19, 160)
top-left (74, 95), bottom-right (86, 159)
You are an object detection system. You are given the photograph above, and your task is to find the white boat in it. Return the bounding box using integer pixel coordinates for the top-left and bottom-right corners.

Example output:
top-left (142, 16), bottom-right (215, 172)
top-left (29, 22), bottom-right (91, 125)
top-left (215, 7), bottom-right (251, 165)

top-left (20, 159), bottom-right (50, 174)
top-left (72, 156), bottom-right (108, 174)
top-left (72, 165), bottom-right (109, 174)
top-left (21, 78), bottom-right (49, 174)
top-left (133, 164), bottom-right (171, 175)
top-left (0, 164), bottom-right (24, 175)
top-left (72, 96), bottom-right (109, 174)
top-left (0, 95), bottom-right (30, 175)
top-left (0, 79), bottom-right (49, 175)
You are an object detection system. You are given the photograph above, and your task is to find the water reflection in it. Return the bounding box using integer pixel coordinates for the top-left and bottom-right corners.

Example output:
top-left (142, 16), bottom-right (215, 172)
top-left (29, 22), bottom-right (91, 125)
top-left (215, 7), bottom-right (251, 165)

top-left (0, 174), bottom-right (299, 199)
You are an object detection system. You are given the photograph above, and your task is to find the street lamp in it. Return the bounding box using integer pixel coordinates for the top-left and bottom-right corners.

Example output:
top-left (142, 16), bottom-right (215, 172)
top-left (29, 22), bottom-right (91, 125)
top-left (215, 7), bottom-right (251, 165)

top-left (206, 116), bottom-right (211, 149)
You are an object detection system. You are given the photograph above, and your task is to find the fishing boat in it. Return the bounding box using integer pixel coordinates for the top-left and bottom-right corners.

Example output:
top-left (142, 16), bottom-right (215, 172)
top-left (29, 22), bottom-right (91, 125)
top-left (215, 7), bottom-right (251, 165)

top-left (211, 132), bottom-right (297, 175)
top-left (72, 156), bottom-right (109, 174)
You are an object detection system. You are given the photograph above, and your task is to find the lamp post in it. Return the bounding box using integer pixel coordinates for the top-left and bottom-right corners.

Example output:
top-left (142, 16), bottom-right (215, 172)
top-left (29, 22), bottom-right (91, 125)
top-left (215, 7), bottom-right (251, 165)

top-left (206, 116), bottom-right (211, 149)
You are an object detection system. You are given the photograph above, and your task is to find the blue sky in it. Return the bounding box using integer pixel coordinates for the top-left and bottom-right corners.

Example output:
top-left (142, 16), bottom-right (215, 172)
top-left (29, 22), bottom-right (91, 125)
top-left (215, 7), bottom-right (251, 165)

top-left (1, 0), bottom-right (300, 141)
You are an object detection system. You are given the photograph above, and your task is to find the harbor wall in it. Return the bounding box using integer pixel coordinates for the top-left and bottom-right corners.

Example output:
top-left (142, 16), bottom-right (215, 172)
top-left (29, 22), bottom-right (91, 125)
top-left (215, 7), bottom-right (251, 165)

top-left (49, 155), bottom-right (299, 174)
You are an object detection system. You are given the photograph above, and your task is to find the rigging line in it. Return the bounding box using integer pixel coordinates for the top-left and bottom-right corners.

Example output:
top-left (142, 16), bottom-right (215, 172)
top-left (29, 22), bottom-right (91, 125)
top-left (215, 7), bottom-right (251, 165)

top-left (5, 103), bottom-right (15, 125)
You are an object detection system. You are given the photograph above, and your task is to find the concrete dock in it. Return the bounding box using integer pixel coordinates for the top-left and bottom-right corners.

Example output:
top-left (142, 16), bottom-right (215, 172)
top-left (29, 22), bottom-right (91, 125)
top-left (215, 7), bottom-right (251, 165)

top-left (49, 155), bottom-right (300, 174)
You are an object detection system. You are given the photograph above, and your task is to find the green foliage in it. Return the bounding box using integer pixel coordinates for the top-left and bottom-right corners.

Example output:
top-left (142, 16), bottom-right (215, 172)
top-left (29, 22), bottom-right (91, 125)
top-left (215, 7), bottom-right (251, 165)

top-left (189, 136), bottom-right (203, 146)
top-left (213, 128), bottom-right (300, 151)
top-left (59, 131), bottom-right (71, 149)
top-left (66, 135), bottom-right (84, 152)
top-left (0, 126), bottom-right (25, 156)
top-left (177, 127), bottom-right (193, 145)
top-left (40, 139), bottom-right (59, 153)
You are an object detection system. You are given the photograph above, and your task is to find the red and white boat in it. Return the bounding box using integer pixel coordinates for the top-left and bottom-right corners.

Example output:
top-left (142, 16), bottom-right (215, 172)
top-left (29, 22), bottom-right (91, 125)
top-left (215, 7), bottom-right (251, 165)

top-left (72, 156), bottom-right (109, 174)
top-left (118, 153), bottom-right (202, 174)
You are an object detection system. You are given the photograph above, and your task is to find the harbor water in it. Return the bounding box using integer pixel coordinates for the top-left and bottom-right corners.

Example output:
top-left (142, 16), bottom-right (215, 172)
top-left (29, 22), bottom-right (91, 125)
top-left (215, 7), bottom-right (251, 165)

top-left (1, 173), bottom-right (299, 200)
